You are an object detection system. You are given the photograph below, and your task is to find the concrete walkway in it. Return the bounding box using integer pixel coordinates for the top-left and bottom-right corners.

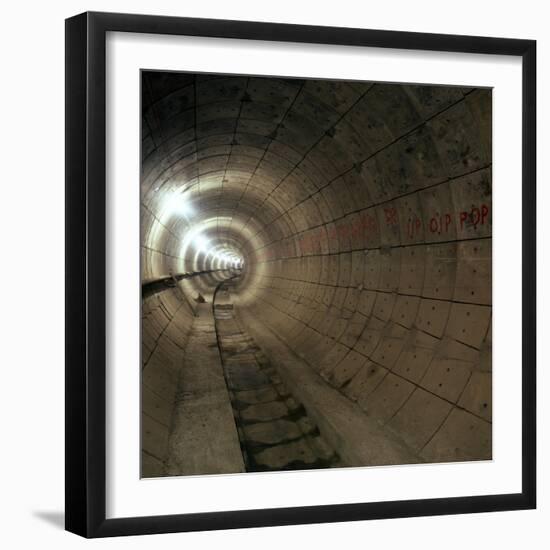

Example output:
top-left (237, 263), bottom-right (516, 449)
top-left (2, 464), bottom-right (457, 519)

top-left (166, 302), bottom-right (245, 476)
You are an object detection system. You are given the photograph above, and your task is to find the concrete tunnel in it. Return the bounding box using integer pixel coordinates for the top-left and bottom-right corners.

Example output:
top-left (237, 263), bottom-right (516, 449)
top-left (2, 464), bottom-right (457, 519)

top-left (140, 71), bottom-right (492, 478)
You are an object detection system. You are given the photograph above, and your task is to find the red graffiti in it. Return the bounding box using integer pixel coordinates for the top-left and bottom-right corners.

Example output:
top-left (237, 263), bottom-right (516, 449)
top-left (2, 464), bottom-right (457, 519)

top-left (384, 207), bottom-right (398, 225)
top-left (429, 212), bottom-right (453, 235)
top-left (459, 203), bottom-right (490, 230)
top-left (337, 222), bottom-right (350, 241)
top-left (407, 215), bottom-right (423, 239)
top-left (262, 202), bottom-right (490, 262)
top-left (350, 217), bottom-right (362, 239)
top-left (360, 211), bottom-right (378, 235)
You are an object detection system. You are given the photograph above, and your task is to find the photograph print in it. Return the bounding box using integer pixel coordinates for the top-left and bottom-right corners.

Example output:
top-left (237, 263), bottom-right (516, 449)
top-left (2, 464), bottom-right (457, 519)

top-left (140, 71), bottom-right (492, 478)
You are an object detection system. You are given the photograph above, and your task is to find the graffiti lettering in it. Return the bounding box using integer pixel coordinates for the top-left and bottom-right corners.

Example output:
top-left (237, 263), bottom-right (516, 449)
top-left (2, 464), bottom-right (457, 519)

top-left (407, 215), bottom-right (423, 239)
top-left (261, 203), bottom-right (490, 261)
top-left (428, 213), bottom-right (452, 235)
top-left (384, 207), bottom-right (398, 226)
top-left (459, 203), bottom-right (490, 230)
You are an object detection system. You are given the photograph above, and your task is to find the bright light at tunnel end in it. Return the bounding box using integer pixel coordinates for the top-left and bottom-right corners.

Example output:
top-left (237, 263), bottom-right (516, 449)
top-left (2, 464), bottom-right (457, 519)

top-left (185, 231), bottom-right (242, 270)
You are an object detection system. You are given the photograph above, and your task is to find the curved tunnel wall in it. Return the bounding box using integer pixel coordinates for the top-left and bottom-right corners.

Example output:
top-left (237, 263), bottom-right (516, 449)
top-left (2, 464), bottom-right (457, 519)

top-left (141, 72), bottom-right (492, 474)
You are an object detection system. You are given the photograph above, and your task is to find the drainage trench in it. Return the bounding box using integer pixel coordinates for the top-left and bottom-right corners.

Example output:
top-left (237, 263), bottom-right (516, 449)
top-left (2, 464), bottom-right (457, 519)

top-left (213, 278), bottom-right (342, 472)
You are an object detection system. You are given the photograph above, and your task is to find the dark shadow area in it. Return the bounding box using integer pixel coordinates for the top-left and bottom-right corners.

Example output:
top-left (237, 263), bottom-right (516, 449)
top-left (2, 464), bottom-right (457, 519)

top-left (32, 510), bottom-right (65, 530)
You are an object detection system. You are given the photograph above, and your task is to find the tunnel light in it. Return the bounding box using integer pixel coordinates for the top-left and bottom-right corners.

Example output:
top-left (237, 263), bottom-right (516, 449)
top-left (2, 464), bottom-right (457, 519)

top-left (160, 192), bottom-right (195, 222)
top-left (205, 248), bottom-right (244, 271)
top-left (193, 234), bottom-right (210, 252)
top-left (175, 201), bottom-right (194, 218)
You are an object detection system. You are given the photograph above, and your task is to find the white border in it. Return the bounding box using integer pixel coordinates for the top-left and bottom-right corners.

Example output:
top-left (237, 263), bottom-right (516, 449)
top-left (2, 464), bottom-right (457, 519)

top-left (106, 31), bottom-right (522, 519)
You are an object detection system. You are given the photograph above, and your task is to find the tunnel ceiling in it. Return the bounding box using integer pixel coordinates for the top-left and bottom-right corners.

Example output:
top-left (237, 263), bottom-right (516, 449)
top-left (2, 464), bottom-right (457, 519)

top-left (142, 71), bottom-right (491, 282)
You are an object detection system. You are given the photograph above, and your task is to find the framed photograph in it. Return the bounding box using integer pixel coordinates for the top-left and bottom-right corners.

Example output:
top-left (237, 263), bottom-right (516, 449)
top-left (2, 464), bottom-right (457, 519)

top-left (65, 11), bottom-right (536, 538)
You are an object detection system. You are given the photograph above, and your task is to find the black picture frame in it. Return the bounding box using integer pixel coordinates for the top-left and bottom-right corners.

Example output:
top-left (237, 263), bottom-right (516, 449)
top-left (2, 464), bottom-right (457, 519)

top-left (65, 11), bottom-right (536, 538)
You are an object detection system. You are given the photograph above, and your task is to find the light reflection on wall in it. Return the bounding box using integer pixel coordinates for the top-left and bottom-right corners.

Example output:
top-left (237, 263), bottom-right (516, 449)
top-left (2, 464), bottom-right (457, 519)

top-left (142, 179), bottom-right (259, 290)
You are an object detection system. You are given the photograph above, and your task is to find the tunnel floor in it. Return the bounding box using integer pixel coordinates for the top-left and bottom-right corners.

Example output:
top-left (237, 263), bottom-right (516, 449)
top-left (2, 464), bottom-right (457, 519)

top-left (214, 280), bottom-right (341, 472)
top-left (165, 298), bottom-right (245, 477)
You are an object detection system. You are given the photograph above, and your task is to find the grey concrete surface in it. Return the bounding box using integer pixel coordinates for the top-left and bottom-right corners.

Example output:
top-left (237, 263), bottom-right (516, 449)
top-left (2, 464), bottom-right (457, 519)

top-left (165, 302), bottom-right (245, 476)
